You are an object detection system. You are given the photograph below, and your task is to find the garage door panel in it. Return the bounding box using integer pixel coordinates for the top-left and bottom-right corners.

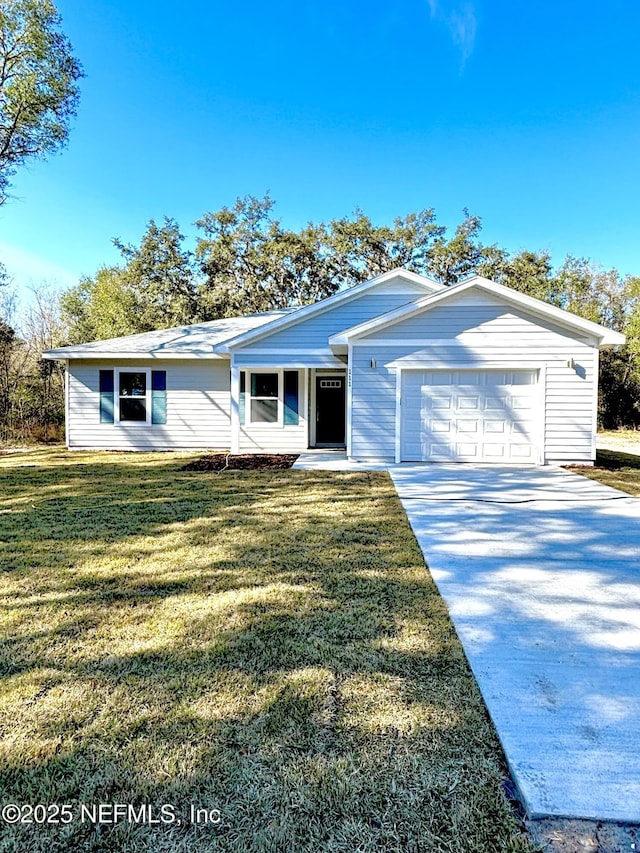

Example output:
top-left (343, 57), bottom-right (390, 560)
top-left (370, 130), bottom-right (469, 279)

top-left (511, 372), bottom-right (536, 385)
top-left (431, 443), bottom-right (454, 459)
top-left (512, 396), bottom-right (533, 410)
top-left (430, 372), bottom-right (453, 384)
top-left (511, 444), bottom-right (534, 458)
top-left (430, 397), bottom-right (452, 409)
top-left (484, 397), bottom-right (508, 412)
top-left (483, 443), bottom-right (506, 458)
top-left (484, 372), bottom-right (508, 385)
top-left (457, 442), bottom-right (480, 457)
top-left (459, 370), bottom-right (482, 384)
top-left (458, 396), bottom-right (479, 410)
top-left (401, 369), bottom-right (539, 463)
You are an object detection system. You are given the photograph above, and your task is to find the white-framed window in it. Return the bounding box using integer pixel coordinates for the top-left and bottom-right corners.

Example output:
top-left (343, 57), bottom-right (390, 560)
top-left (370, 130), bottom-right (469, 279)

top-left (99, 368), bottom-right (167, 426)
top-left (249, 371), bottom-right (280, 424)
top-left (239, 369), bottom-right (300, 428)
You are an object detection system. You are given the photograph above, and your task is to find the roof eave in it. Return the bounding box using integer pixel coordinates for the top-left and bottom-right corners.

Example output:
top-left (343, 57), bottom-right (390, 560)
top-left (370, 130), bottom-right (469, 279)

top-left (42, 349), bottom-right (229, 361)
top-left (597, 334), bottom-right (626, 349)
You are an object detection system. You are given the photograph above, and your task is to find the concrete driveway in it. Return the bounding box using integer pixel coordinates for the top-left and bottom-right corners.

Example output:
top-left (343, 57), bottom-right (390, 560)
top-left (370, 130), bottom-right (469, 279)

top-left (389, 464), bottom-right (640, 822)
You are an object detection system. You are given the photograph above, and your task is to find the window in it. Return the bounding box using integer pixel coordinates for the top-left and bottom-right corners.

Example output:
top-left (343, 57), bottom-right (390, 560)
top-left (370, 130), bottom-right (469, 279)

top-left (250, 372), bottom-right (279, 423)
top-left (97, 369), bottom-right (167, 425)
top-left (240, 370), bottom-right (299, 427)
top-left (119, 372), bottom-right (147, 421)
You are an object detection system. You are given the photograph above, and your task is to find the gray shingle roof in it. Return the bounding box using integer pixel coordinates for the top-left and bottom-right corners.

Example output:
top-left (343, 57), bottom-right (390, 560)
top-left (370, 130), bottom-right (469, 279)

top-left (43, 309), bottom-right (298, 360)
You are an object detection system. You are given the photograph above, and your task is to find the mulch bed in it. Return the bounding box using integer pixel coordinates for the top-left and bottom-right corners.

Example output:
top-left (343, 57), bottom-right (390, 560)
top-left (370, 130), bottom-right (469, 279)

top-left (180, 453), bottom-right (299, 472)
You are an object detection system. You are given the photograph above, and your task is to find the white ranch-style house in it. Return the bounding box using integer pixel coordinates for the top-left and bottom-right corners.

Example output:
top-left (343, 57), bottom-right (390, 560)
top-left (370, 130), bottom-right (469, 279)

top-left (43, 269), bottom-right (624, 465)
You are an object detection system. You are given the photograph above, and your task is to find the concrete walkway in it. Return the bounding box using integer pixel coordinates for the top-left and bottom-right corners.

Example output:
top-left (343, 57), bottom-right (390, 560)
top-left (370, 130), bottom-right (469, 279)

top-left (390, 464), bottom-right (640, 822)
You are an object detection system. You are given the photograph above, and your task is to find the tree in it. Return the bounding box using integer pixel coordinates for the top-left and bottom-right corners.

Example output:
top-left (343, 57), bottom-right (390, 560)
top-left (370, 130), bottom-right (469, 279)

top-left (428, 210), bottom-right (489, 286)
top-left (597, 272), bottom-right (640, 429)
top-left (0, 282), bottom-right (66, 442)
top-left (0, 316), bottom-right (18, 437)
top-left (62, 219), bottom-right (199, 343)
top-left (195, 195), bottom-right (368, 316)
top-left (0, 285), bottom-right (31, 442)
top-left (477, 248), bottom-right (556, 301)
top-left (0, 0), bottom-right (83, 204)
top-left (19, 283), bottom-right (65, 438)
top-left (60, 267), bottom-right (135, 344)
top-left (324, 207), bottom-right (447, 282)
top-left (195, 195), bottom-right (313, 317)
top-left (113, 217), bottom-right (199, 330)
top-left (195, 196), bottom-right (494, 317)
top-left (63, 198), bottom-right (498, 330)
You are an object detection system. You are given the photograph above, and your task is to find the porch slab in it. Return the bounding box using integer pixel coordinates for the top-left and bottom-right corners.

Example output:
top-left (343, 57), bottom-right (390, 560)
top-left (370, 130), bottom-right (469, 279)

top-left (292, 451), bottom-right (389, 471)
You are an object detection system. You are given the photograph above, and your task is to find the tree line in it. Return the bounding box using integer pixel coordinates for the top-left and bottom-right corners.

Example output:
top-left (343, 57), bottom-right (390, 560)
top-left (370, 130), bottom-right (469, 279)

top-left (2, 194), bottom-right (640, 443)
top-left (0, 281), bottom-right (65, 443)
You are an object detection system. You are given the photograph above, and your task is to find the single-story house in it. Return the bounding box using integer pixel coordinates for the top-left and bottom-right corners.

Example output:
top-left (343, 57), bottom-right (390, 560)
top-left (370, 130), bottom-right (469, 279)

top-left (43, 268), bottom-right (625, 465)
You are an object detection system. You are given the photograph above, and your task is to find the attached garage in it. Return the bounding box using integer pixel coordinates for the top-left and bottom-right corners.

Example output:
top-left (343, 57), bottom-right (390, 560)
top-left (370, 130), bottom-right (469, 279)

top-left (332, 277), bottom-right (626, 466)
top-left (400, 369), bottom-right (541, 463)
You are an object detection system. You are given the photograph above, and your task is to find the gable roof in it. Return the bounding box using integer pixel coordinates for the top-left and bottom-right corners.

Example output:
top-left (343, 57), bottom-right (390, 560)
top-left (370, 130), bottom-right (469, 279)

top-left (43, 268), bottom-right (444, 361)
top-left (216, 268), bottom-right (443, 353)
top-left (328, 275), bottom-right (626, 348)
top-left (42, 309), bottom-right (297, 360)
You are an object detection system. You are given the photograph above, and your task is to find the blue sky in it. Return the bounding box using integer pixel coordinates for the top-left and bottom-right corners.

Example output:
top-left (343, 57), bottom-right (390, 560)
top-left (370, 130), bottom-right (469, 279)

top-left (1, 0), bottom-right (640, 307)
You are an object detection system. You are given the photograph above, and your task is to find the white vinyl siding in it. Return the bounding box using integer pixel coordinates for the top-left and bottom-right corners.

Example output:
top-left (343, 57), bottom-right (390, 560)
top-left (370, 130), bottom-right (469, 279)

top-left (349, 294), bottom-right (598, 464)
top-left (238, 370), bottom-right (308, 453)
top-left (67, 359), bottom-right (231, 450)
top-left (236, 281), bottom-right (428, 356)
top-left (350, 350), bottom-right (397, 461)
top-left (362, 290), bottom-right (593, 344)
top-left (238, 423), bottom-right (308, 453)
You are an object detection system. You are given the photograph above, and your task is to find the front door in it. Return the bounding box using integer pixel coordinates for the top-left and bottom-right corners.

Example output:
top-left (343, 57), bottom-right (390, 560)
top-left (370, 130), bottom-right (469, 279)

top-left (315, 375), bottom-right (346, 445)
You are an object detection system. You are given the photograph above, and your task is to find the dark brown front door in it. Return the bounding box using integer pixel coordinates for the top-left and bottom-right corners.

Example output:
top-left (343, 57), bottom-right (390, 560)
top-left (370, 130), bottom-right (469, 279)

top-left (315, 376), bottom-right (346, 445)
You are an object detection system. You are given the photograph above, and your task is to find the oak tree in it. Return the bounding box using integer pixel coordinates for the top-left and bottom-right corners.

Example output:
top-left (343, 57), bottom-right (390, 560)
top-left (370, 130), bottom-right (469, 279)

top-left (0, 0), bottom-right (83, 204)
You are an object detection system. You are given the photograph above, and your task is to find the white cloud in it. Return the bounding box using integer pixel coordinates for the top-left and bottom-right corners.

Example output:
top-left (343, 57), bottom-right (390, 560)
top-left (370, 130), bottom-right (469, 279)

top-left (427, 0), bottom-right (477, 69)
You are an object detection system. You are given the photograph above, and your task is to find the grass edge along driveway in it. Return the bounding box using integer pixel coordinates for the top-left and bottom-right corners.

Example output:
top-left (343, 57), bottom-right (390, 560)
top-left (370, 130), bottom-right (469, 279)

top-left (0, 449), bottom-right (535, 852)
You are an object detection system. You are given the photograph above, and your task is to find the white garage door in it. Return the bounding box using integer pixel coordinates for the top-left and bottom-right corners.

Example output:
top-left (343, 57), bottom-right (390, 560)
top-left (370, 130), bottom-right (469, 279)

top-left (401, 369), bottom-right (540, 462)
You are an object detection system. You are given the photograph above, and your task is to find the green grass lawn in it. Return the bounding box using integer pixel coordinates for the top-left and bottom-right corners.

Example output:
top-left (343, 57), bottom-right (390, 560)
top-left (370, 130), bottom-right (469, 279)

top-left (569, 447), bottom-right (640, 496)
top-left (0, 449), bottom-right (534, 852)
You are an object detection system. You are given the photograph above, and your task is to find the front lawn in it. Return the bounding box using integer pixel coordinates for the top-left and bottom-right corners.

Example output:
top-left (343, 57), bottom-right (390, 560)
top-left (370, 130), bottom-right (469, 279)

top-left (0, 450), bottom-right (533, 852)
top-left (569, 447), bottom-right (640, 496)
